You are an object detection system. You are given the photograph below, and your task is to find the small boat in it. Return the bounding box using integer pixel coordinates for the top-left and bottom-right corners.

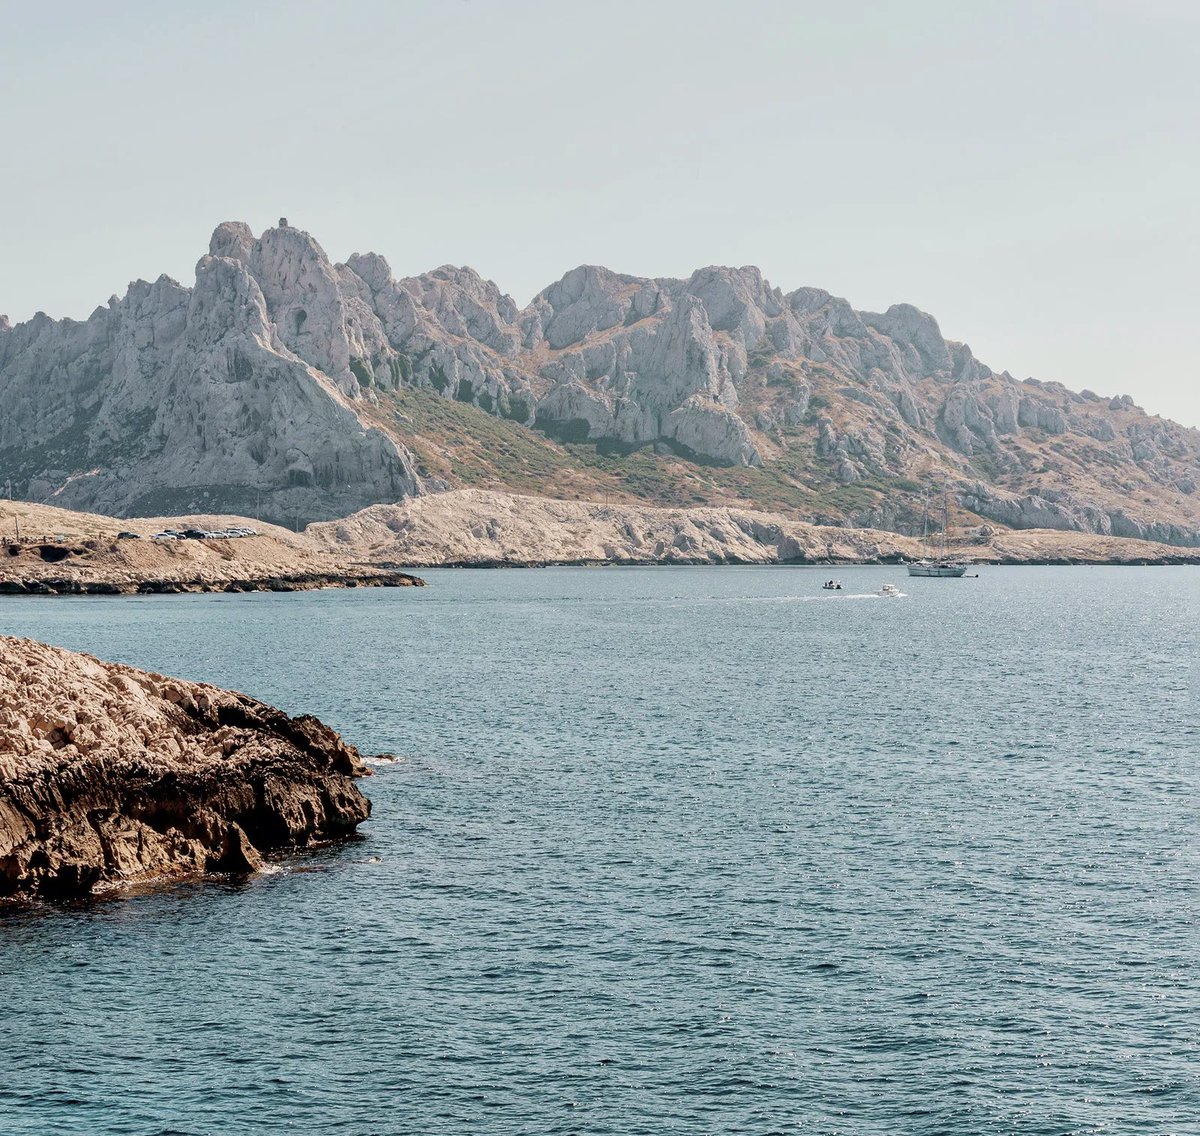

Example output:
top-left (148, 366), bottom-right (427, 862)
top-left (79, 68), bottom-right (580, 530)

top-left (879, 583), bottom-right (901, 597)
top-left (822, 580), bottom-right (843, 591)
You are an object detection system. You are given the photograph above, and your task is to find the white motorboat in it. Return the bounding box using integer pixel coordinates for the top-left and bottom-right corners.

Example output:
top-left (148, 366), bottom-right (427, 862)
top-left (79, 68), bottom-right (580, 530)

top-left (879, 583), bottom-right (902, 597)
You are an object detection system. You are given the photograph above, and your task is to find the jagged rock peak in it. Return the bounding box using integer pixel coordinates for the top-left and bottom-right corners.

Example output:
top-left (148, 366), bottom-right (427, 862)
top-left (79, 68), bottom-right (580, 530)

top-left (209, 220), bottom-right (255, 263)
top-left (863, 303), bottom-right (951, 370)
top-left (345, 251), bottom-right (394, 293)
top-left (533, 264), bottom-right (665, 349)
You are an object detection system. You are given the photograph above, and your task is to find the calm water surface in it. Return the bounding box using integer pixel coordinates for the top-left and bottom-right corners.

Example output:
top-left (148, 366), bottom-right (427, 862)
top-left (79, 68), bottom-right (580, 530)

top-left (0, 566), bottom-right (1196, 1135)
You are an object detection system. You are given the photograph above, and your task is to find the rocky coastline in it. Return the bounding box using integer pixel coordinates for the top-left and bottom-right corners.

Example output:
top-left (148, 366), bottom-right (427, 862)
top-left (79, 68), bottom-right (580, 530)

top-left (0, 570), bottom-right (424, 596)
top-left (2, 495), bottom-right (1196, 591)
top-left (309, 489), bottom-right (1200, 569)
top-left (0, 504), bottom-right (426, 596)
top-left (0, 636), bottom-right (378, 903)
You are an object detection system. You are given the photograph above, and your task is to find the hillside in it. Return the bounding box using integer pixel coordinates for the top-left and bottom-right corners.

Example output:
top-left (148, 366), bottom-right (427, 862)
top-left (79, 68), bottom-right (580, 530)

top-left (2, 219), bottom-right (1196, 545)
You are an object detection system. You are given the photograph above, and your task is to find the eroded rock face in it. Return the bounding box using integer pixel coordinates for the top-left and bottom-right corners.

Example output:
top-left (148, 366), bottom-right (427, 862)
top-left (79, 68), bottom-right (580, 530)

top-left (0, 636), bottom-right (373, 902)
top-left (305, 488), bottom-right (917, 566)
top-left (0, 223), bottom-right (423, 525)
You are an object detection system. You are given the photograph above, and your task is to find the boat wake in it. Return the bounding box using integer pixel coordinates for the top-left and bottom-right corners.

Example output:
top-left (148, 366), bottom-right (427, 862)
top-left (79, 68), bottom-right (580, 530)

top-left (835, 591), bottom-right (906, 600)
top-left (731, 592), bottom-right (908, 603)
top-left (662, 591), bottom-right (907, 607)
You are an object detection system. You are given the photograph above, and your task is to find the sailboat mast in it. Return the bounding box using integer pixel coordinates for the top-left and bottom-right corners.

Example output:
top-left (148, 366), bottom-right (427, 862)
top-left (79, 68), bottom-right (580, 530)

top-left (907, 483), bottom-right (970, 577)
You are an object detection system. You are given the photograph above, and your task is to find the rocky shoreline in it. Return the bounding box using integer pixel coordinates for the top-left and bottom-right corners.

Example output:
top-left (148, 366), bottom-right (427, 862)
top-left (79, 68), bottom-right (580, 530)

top-left (0, 570), bottom-right (424, 596)
top-left (0, 505), bottom-right (427, 596)
top-left (416, 555), bottom-right (1199, 568)
top-left (3, 495), bottom-right (1196, 592)
top-left (309, 489), bottom-right (1200, 569)
top-left (980, 554), bottom-right (1200, 567)
top-left (0, 637), bottom-right (379, 903)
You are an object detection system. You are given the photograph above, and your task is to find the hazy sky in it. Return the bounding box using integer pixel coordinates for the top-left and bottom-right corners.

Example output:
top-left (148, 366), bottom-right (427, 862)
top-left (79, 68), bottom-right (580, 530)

top-left (2, 0), bottom-right (1197, 426)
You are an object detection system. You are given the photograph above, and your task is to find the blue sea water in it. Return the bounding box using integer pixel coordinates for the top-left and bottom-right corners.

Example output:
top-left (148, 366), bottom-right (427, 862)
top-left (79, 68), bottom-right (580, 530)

top-left (0, 565), bottom-right (1196, 1135)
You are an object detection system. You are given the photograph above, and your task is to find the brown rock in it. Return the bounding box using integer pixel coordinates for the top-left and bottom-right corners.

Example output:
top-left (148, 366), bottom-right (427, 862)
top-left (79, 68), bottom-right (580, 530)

top-left (0, 636), bottom-right (374, 902)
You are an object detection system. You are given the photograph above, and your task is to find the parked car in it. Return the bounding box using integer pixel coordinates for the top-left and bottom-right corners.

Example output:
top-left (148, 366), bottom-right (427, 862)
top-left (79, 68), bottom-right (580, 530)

top-left (116, 531), bottom-right (141, 540)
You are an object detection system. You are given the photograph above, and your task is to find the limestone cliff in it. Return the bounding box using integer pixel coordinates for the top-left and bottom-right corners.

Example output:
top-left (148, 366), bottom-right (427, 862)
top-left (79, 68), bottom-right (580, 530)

top-left (0, 221), bottom-right (422, 523)
top-left (0, 636), bottom-right (374, 901)
top-left (2, 219), bottom-right (1196, 544)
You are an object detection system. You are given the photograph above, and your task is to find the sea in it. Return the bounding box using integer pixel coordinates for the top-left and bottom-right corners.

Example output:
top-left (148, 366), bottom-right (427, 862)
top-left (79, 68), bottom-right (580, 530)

top-left (0, 566), bottom-right (1196, 1135)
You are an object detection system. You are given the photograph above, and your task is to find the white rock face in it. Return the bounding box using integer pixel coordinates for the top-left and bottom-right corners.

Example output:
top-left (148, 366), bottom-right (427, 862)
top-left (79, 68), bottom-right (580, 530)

top-left (0, 223), bottom-right (423, 522)
top-left (248, 223), bottom-right (358, 394)
top-left (668, 395), bottom-right (762, 466)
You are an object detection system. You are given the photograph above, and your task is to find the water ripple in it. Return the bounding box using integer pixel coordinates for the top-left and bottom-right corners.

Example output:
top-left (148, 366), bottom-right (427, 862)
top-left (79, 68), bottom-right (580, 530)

top-left (1, 565), bottom-right (1197, 1134)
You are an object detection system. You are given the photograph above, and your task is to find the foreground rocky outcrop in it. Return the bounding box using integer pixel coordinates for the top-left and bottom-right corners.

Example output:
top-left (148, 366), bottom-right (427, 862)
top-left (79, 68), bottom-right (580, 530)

top-left (307, 488), bottom-right (1200, 567)
top-left (2, 218), bottom-right (1196, 543)
top-left (0, 637), bottom-right (375, 902)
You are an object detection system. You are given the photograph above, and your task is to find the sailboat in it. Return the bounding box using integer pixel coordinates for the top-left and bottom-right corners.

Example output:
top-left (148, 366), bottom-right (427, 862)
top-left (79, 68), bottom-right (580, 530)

top-left (906, 490), bottom-right (968, 578)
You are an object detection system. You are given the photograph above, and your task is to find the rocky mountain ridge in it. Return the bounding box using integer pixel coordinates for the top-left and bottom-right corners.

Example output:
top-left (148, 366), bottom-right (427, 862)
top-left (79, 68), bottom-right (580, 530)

top-left (2, 219), bottom-right (1196, 544)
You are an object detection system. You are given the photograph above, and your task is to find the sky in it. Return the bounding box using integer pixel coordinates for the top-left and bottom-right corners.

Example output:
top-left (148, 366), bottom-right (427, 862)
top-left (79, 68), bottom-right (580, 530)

top-left (1, 0), bottom-right (1197, 426)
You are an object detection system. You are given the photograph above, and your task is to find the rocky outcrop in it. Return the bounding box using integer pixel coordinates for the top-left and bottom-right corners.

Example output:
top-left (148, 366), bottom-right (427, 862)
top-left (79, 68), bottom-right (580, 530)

top-left (2, 218), bottom-right (1197, 543)
top-left (958, 482), bottom-right (1200, 547)
top-left (0, 636), bottom-right (377, 902)
top-left (0, 500), bottom-right (425, 594)
top-left (0, 566), bottom-right (423, 596)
